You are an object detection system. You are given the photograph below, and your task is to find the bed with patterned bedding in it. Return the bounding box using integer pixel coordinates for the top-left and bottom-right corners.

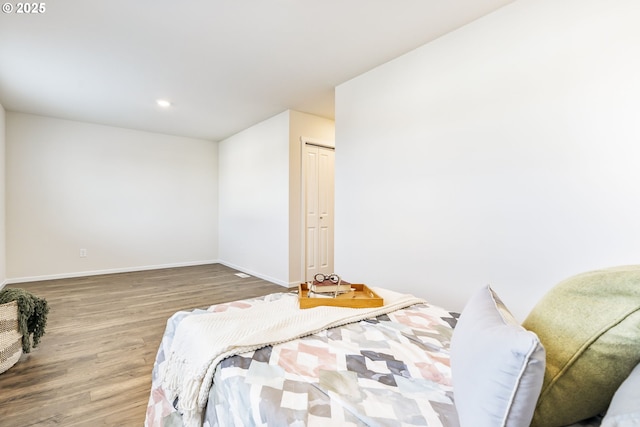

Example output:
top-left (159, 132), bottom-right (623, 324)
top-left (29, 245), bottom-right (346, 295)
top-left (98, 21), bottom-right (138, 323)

top-left (145, 290), bottom-right (460, 427)
top-left (146, 267), bottom-right (640, 427)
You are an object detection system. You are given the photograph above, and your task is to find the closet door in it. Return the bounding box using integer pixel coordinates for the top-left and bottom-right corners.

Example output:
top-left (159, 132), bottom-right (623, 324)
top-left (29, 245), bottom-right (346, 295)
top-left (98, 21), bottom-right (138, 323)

top-left (304, 144), bottom-right (335, 282)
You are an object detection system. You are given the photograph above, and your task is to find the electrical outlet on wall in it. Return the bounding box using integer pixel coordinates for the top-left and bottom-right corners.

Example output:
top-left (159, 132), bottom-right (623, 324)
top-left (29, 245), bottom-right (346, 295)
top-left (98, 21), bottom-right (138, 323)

top-left (80, 248), bottom-right (87, 258)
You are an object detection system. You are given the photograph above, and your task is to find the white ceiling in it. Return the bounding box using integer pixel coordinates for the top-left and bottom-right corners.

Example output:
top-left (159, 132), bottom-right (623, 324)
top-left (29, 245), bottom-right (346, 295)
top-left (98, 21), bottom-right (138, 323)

top-left (0, 0), bottom-right (512, 141)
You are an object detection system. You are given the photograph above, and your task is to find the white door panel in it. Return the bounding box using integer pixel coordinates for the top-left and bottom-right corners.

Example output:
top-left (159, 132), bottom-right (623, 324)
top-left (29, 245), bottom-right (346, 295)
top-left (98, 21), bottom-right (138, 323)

top-left (304, 143), bottom-right (334, 281)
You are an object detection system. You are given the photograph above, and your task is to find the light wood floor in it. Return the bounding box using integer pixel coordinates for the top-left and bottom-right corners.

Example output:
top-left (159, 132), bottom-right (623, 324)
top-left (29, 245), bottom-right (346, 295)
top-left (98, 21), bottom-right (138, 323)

top-left (0, 264), bottom-right (285, 426)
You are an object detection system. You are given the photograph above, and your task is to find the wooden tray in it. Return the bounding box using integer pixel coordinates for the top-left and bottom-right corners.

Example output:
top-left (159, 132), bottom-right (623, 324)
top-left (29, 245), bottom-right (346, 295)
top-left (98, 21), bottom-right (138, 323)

top-left (298, 283), bottom-right (383, 309)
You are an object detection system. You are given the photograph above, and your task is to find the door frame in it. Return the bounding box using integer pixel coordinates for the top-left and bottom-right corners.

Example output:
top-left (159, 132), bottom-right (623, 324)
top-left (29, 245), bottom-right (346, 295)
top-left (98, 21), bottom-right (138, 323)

top-left (300, 136), bottom-right (335, 283)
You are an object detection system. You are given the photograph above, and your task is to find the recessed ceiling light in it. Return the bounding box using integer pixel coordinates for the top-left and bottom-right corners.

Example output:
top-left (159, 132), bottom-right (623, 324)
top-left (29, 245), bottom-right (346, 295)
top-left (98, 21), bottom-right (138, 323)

top-left (156, 99), bottom-right (171, 108)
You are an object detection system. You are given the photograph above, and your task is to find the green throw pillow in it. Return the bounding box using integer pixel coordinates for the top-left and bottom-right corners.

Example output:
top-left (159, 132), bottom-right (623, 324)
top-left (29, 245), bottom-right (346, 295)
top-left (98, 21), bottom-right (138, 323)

top-left (522, 265), bottom-right (640, 427)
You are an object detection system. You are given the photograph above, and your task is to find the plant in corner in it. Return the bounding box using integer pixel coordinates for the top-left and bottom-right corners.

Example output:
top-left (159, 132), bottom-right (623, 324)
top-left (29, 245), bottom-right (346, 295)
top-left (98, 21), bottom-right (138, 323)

top-left (0, 288), bottom-right (49, 353)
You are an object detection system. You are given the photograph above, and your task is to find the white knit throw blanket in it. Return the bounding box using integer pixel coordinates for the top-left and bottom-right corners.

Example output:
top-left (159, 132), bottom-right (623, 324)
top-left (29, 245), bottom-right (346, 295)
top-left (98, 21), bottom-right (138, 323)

top-left (159, 287), bottom-right (425, 427)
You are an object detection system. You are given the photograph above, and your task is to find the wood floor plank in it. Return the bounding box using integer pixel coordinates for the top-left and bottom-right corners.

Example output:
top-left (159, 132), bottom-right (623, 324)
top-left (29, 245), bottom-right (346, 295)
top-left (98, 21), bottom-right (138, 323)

top-left (0, 264), bottom-right (284, 426)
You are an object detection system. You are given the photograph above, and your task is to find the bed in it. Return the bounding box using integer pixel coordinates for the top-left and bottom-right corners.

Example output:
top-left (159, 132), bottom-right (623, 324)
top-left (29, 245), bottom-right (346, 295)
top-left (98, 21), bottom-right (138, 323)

top-left (145, 266), bottom-right (640, 427)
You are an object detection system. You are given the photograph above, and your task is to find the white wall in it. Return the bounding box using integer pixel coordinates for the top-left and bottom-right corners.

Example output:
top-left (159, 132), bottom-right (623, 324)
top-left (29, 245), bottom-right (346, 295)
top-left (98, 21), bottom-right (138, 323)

top-left (0, 103), bottom-right (6, 287)
top-left (218, 110), bottom-right (335, 286)
top-left (335, 0), bottom-right (640, 320)
top-left (6, 113), bottom-right (218, 281)
top-left (218, 111), bottom-right (290, 285)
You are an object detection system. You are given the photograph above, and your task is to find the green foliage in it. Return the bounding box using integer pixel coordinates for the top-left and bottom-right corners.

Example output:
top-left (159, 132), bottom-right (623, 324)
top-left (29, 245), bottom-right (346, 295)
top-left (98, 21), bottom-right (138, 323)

top-left (0, 288), bottom-right (49, 353)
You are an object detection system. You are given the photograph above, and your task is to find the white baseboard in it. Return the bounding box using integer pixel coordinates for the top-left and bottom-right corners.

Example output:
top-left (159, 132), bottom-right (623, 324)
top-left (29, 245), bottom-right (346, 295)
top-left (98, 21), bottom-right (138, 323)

top-left (217, 260), bottom-right (290, 288)
top-left (4, 259), bottom-right (220, 284)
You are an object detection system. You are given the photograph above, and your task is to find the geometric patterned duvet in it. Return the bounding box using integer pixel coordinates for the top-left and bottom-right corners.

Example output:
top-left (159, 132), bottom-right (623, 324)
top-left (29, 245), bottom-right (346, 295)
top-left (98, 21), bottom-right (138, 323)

top-left (146, 292), bottom-right (461, 427)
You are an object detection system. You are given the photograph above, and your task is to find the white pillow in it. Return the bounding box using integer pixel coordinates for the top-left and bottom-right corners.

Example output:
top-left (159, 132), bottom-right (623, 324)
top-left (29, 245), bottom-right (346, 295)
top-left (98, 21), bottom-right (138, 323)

top-left (602, 363), bottom-right (640, 427)
top-left (450, 285), bottom-right (546, 427)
